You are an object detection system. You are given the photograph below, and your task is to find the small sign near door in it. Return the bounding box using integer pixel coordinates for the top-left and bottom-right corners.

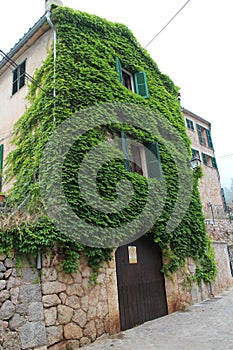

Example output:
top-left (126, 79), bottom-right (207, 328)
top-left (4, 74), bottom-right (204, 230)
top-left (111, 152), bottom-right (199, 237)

top-left (128, 246), bottom-right (137, 264)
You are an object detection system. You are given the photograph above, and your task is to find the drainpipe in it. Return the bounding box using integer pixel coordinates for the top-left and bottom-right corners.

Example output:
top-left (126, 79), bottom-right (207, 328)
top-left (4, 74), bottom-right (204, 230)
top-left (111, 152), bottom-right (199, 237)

top-left (46, 11), bottom-right (57, 125)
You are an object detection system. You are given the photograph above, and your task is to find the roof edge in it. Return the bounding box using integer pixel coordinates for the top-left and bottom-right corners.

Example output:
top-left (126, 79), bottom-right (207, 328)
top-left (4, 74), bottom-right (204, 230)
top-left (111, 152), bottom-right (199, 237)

top-left (0, 13), bottom-right (48, 70)
top-left (182, 106), bottom-right (211, 128)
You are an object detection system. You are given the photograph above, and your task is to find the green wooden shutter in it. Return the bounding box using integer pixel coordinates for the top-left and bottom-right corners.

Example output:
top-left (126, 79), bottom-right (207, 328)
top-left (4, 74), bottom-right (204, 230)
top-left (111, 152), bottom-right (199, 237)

top-left (121, 131), bottom-right (131, 171)
top-left (202, 153), bottom-right (207, 165)
top-left (0, 144), bottom-right (3, 190)
top-left (197, 124), bottom-right (204, 145)
top-left (115, 57), bottom-right (123, 84)
top-left (145, 142), bottom-right (162, 179)
top-left (211, 157), bottom-right (217, 169)
top-left (191, 148), bottom-right (196, 157)
top-left (206, 129), bottom-right (214, 149)
top-left (134, 71), bottom-right (149, 98)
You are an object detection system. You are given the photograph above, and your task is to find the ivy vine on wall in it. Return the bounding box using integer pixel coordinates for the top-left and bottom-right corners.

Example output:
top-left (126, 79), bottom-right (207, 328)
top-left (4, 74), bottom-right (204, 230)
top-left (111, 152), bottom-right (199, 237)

top-left (0, 6), bottom-right (216, 283)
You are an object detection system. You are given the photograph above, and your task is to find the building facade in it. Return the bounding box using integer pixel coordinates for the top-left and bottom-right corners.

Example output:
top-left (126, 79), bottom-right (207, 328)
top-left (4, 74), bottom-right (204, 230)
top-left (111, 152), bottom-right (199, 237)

top-left (182, 107), bottom-right (226, 220)
top-left (0, 2), bottom-right (232, 349)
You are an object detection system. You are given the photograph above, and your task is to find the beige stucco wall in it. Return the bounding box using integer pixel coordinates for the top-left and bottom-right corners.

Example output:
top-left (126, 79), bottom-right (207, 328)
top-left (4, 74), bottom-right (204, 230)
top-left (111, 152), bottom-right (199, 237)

top-left (0, 27), bottom-right (53, 191)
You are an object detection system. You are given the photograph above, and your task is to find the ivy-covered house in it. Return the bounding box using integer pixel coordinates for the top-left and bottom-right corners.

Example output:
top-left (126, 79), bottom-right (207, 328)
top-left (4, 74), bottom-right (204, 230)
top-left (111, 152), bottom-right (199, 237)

top-left (0, 1), bottom-right (225, 348)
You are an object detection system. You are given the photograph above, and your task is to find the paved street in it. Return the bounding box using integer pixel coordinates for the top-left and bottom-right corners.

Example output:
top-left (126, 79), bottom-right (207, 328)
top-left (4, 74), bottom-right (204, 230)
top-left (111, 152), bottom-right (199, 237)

top-left (83, 287), bottom-right (233, 350)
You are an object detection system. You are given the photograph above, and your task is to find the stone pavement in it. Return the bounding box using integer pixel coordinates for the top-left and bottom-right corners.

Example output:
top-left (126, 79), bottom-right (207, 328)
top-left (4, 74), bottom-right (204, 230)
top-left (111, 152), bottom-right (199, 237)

top-left (83, 286), bottom-right (233, 350)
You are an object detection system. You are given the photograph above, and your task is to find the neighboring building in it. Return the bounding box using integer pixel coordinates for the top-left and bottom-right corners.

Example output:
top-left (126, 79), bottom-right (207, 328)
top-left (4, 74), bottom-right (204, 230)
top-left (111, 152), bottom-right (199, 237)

top-left (182, 107), bottom-right (225, 219)
top-left (0, 2), bottom-right (232, 349)
top-left (183, 106), bottom-right (233, 300)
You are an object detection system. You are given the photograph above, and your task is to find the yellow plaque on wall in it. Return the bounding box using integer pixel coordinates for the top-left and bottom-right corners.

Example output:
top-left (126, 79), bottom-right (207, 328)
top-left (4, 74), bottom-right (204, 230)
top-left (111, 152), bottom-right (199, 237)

top-left (128, 246), bottom-right (137, 264)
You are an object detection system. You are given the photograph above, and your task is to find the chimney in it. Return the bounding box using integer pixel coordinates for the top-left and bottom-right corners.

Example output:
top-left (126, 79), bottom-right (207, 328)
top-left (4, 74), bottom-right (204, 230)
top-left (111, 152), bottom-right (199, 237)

top-left (45, 0), bottom-right (63, 12)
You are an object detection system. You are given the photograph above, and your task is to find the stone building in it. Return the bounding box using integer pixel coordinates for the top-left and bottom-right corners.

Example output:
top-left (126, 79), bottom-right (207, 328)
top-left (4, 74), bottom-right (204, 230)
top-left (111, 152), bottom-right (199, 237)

top-left (0, 2), bottom-right (232, 349)
top-left (182, 107), bottom-right (225, 219)
top-left (182, 106), bottom-right (233, 299)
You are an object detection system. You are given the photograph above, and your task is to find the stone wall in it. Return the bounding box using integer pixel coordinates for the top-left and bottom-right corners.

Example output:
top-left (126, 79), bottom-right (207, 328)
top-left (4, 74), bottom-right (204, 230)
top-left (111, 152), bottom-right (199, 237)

top-left (1, 240), bottom-right (232, 349)
top-left (0, 252), bottom-right (46, 350)
top-left (165, 242), bottom-right (233, 315)
top-left (0, 250), bottom-right (119, 350)
top-left (165, 258), bottom-right (210, 314)
top-left (211, 241), bottom-right (233, 293)
top-left (206, 220), bottom-right (233, 243)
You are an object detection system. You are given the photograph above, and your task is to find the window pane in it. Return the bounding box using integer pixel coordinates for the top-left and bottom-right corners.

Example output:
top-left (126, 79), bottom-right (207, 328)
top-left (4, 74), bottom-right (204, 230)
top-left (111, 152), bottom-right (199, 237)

top-left (145, 142), bottom-right (162, 179)
top-left (130, 144), bottom-right (143, 175)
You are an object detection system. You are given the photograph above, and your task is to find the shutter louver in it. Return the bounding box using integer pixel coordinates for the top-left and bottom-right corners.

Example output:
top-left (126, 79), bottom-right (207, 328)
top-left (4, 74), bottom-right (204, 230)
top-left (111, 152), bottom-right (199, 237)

top-left (115, 57), bottom-right (123, 84)
top-left (134, 71), bottom-right (149, 98)
top-left (145, 142), bottom-right (162, 179)
top-left (206, 129), bottom-right (214, 150)
top-left (202, 153), bottom-right (207, 165)
top-left (211, 157), bottom-right (217, 169)
top-left (197, 124), bottom-right (204, 145)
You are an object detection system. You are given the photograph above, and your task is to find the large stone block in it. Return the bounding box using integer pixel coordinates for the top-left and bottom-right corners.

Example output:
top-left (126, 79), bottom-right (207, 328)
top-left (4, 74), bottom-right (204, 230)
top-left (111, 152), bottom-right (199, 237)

top-left (2, 331), bottom-right (21, 349)
top-left (72, 309), bottom-right (87, 328)
top-left (42, 294), bottom-right (61, 308)
top-left (57, 305), bottom-right (73, 324)
top-left (19, 285), bottom-right (42, 303)
top-left (9, 313), bottom-right (26, 330)
top-left (28, 302), bottom-right (44, 321)
top-left (44, 307), bottom-right (57, 326)
top-left (0, 300), bottom-right (15, 320)
top-left (66, 284), bottom-right (83, 297)
top-left (64, 323), bottom-right (83, 340)
top-left (58, 272), bottom-right (74, 285)
top-left (19, 322), bottom-right (47, 349)
top-left (0, 290), bottom-right (10, 304)
top-left (83, 320), bottom-right (96, 340)
top-left (65, 295), bottom-right (80, 310)
top-left (0, 281), bottom-right (6, 291)
top-left (41, 268), bottom-right (57, 282)
top-left (0, 263), bottom-right (6, 273)
top-left (42, 282), bottom-right (66, 295)
top-left (0, 254), bottom-right (6, 261)
top-left (4, 258), bottom-right (14, 269)
top-left (46, 325), bottom-right (63, 347)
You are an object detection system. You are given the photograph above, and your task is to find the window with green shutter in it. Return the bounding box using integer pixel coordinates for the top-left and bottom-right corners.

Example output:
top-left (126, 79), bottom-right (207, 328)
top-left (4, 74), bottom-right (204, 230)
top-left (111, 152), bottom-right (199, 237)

top-left (134, 71), bottom-right (149, 98)
top-left (186, 118), bottom-right (194, 130)
top-left (115, 57), bottom-right (149, 98)
top-left (197, 124), bottom-right (204, 145)
top-left (211, 157), bottom-right (217, 169)
top-left (0, 144), bottom-right (3, 190)
top-left (205, 129), bottom-right (214, 150)
top-left (12, 60), bottom-right (26, 95)
top-left (120, 133), bottom-right (162, 179)
top-left (202, 152), bottom-right (208, 165)
top-left (115, 57), bottom-right (123, 84)
top-left (191, 148), bottom-right (200, 159)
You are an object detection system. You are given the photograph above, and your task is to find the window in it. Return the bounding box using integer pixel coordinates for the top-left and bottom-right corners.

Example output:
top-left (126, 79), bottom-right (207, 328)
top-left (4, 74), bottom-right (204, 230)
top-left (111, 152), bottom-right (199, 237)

top-left (202, 152), bottom-right (217, 168)
top-left (196, 124), bottom-right (213, 149)
top-left (186, 118), bottom-right (194, 130)
top-left (191, 148), bottom-right (200, 160)
top-left (115, 57), bottom-right (149, 98)
top-left (120, 131), bottom-right (162, 179)
top-left (12, 60), bottom-right (26, 95)
top-left (0, 144), bottom-right (3, 190)
top-left (122, 70), bottom-right (134, 91)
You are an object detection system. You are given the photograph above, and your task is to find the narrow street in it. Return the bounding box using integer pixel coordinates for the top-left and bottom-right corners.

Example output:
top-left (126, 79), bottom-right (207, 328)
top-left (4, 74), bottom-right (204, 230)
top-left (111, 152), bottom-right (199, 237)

top-left (83, 287), bottom-right (233, 350)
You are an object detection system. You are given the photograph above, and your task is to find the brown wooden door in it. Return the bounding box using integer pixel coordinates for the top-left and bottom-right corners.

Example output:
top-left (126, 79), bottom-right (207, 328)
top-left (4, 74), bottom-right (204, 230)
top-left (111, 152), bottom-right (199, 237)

top-left (115, 235), bottom-right (168, 331)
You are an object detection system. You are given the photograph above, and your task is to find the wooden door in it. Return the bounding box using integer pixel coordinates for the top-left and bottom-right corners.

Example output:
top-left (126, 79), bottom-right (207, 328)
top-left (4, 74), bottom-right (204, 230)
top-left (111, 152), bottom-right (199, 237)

top-left (115, 235), bottom-right (168, 331)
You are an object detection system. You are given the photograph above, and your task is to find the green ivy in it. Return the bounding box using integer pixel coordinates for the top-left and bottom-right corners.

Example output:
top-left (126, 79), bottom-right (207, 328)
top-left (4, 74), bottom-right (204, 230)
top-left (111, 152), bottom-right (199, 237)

top-left (1, 6), bottom-right (217, 282)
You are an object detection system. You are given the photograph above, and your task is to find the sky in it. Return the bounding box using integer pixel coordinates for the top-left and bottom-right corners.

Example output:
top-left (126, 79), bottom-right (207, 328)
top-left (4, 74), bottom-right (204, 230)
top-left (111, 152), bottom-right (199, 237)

top-left (0, 0), bottom-right (232, 188)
